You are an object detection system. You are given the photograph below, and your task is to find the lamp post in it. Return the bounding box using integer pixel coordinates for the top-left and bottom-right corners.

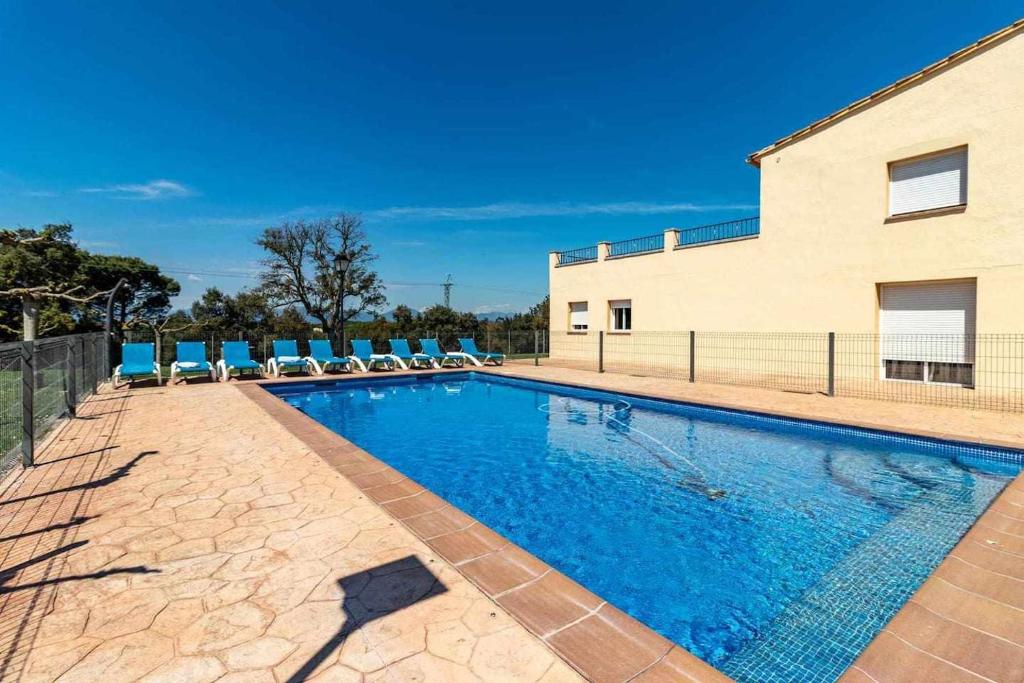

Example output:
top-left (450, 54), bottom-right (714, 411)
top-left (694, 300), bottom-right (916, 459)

top-left (334, 252), bottom-right (352, 353)
top-left (103, 278), bottom-right (127, 378)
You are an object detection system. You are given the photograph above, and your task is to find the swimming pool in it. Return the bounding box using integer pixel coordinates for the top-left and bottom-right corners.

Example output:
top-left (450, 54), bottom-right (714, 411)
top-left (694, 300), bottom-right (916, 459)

top-left (267, 372), bottom-right (1022, 682)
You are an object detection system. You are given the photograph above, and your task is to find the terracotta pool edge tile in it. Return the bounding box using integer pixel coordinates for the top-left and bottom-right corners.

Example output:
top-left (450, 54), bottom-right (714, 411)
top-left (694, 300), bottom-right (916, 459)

top-left (544, 603), bottom-right (685, 683)
top-left (234, 379), bottom-right (726, 682)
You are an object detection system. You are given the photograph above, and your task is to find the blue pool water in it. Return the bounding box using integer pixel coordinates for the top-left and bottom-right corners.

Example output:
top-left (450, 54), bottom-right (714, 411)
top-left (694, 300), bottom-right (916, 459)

top-left (267, 373), bottom-right (1021, 682)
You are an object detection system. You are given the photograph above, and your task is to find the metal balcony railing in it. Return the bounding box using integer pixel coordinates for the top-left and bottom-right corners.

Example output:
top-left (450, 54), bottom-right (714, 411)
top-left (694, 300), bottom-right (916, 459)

top-left (556, 245), bottom-right (598, 266)
top-left (676, 216), bottom-right (759, 247)
top-left (607, 233), bottom-right (664, 258)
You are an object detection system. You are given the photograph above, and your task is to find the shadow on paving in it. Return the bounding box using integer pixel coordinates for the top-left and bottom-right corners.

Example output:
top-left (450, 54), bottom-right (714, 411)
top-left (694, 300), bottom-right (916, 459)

top-left (0, 515), bottom-right (94, 543)
top-left (287, 555), bottom-right (448, 683)
top-left (0, 450), bottom-right (155, 507)
top-left (34, 446), bottom-right (118, 467)
top-left (0, 394), bottom-right (151, 683)
top-left (0, 540), bottom-right (158, 594)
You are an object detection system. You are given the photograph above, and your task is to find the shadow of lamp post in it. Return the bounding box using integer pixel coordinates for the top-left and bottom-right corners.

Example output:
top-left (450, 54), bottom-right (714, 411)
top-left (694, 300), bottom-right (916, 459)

top-left (287, 554), bottom-right (446, 682)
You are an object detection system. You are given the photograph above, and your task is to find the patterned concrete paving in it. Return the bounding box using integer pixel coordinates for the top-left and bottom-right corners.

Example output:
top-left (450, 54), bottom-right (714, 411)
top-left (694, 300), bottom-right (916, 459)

top-left (0, 379), bottom-right (584, 683)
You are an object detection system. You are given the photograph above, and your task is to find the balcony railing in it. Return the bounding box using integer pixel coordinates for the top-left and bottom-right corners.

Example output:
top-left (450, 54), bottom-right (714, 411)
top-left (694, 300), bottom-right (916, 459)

top-left (554, 216), bottom-right (759, 267)
top-left (607, 233), bottom-right (664, 258)
top-left (676, 216), bottom-right (759, 247)
top-left (556, 245), bottom-right (598, 266)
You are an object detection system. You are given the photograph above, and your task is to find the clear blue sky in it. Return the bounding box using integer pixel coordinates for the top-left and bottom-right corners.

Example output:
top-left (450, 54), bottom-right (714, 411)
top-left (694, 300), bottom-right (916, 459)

top-left (1, 2), bottom-right (1020, 314)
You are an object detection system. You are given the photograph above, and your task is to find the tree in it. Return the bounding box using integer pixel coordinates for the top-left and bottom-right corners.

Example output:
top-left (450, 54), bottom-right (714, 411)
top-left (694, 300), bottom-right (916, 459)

top-left (190, 287), bottom-right (275, 334)
top-left (390, 304), bottom-right (417, 337)
top-left (418, 305), bottom-right (482, 346)
top-left (256, 213), bottom-right (386, 348)
top-left (270, 306), bottom-right (312, 338)
top-left (82, 254), bottom-right (180, 339)
top-left (124, 310), bottom-right (196, 366)
top-left (527, 295), bottom-right (550, 330)
top-left (0, 224), bottom-right (107, 340)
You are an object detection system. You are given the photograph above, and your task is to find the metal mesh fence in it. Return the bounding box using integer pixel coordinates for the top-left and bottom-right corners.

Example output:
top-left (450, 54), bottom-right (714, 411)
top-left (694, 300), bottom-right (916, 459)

top-left (834, 333), bottom-right (1024, 412)
top-left (695, 332), bottom-right (828, 393)
top-left (122, 329), bottom-right (550, 367)
top-left (544, 331), bottom-right (1024, 413)
top-left (549, 332), bottom-right (600, 372)
top-left (0, 345), bottom-right (21, 473)
top-left (0, 332), bottom-right (107, 474)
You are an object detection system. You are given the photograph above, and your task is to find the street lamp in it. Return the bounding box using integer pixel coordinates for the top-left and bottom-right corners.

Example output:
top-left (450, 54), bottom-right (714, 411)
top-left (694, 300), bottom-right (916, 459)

top-left (334, 252), bottom-right (352, 353)
top-left (104, 278), bottom-right (128, 378)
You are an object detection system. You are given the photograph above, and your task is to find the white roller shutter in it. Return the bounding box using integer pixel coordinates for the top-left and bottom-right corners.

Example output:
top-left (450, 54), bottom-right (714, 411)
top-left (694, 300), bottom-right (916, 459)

top-left (880, 281), bottom-right (976, 364)
top-left (889, 148), bottom-right (967, 216)
top-left (569, 302), bottom-right (588, 329)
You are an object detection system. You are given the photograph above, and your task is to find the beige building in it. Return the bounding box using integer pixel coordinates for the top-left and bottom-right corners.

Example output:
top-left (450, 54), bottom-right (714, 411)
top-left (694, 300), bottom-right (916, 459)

top-left (549, 19), bottom-right (1024, 390)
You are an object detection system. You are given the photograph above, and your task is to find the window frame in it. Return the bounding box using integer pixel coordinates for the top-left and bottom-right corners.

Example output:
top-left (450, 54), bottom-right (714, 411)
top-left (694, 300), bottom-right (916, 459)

top-left (885, 145), bottom-right (968, 220)
top-left (568, 301), bottom-right (589, 332)
top-left (609, 299), bottom-right (632, 333)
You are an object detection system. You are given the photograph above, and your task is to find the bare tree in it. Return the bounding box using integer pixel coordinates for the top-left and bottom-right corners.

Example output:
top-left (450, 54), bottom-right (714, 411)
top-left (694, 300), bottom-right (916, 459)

top-left (124, 312), bottom-right (196, 366)
top-left (256, 213), bottom-right (386, 348)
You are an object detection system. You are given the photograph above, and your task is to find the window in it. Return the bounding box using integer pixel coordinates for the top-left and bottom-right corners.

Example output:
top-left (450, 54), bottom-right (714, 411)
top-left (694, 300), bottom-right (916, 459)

top-left (883, 360), bottom-right (974, 385)
top-left (610, 299), bottom-right (631, 332)
top-left (888, 147), bottom-right (967, 216)
top-left (879, 280), bottom-right (976, 386)
top-left (569, 302), bottom-right (588, 331)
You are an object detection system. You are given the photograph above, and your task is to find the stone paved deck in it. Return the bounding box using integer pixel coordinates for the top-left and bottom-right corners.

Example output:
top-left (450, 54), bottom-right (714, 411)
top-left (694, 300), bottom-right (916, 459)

top-left (0, 378), bottom-right (584, 683)
top-left (2, 362), bottom-right (1022, 682)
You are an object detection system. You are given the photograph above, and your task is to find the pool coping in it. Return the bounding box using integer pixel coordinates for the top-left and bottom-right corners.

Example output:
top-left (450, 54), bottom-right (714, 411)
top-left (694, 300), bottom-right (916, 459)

top-left (236, 367), bottom-right (1024, 682)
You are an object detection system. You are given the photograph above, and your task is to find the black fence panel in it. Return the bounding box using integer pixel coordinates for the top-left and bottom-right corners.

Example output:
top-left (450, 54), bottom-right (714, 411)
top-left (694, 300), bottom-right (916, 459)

top-left (542, 331), bottom-right (1024, 413)
top-left (0, 331), bottom-right (108, 473)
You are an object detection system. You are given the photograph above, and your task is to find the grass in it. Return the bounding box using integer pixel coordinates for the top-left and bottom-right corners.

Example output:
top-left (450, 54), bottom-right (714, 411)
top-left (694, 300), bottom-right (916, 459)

top-left (0, 368), bottom-right (78, 461)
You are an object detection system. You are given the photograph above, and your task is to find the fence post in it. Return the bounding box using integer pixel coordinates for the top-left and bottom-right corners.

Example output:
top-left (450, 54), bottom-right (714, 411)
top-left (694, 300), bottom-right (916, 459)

top-left (21, 340), bottom-right (34, 467)
top-left (598, 330), bottom-right (604, 373)
top-left (534, 330), bottom-right (540, 366)
top-left (827, 332), bottom-right (836, 397)
top-left (90, 335), bottom-right (98, 393)
top-left (66, 338), bottom-right (77, 417)
top-left (689, 331), bottom-right (696, 383)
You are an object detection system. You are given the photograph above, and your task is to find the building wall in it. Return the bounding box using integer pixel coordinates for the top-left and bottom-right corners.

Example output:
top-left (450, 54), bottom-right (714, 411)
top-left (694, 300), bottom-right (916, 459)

top-left (548, 30), bottom-right (1024, 338)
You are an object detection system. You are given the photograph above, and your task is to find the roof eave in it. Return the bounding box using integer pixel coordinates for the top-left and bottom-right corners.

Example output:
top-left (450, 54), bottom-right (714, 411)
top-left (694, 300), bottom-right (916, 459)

top-left (745, 18), bottom-right (1024, 167)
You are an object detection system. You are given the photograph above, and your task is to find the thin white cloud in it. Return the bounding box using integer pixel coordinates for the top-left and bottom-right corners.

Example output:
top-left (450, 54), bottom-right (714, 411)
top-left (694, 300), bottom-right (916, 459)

top-left (365, 200), bottom-right (756, 222)
top-left (23, 189), bottom-right (58, 198)
top-left (187, 273), bottom-right (202, 282)
top-left (80, 179), bottom-right (194, 200)
top-left (165, 199), bottom-right (756, 231)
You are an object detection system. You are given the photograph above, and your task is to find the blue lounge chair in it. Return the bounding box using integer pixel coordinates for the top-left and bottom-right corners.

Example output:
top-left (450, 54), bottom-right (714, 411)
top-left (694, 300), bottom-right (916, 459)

top-left (419, 339), bottom-right (465, 368)
top-left (457, 337), bottom-right (505, 366)
top-left (170, 341), bottom-right (217, 383)
top-left (217, 341), bottom-right (265, 381)
top-left (113, 342), bottom-right (161, 386)
top-left (268, 339), bottom-right (313, 377)
top-left (306, 339), bottom-right (353, 374)
top-left (349, 339), bottom-right (394, 372)
top-left (388, 338), bottom-right (435, 369)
